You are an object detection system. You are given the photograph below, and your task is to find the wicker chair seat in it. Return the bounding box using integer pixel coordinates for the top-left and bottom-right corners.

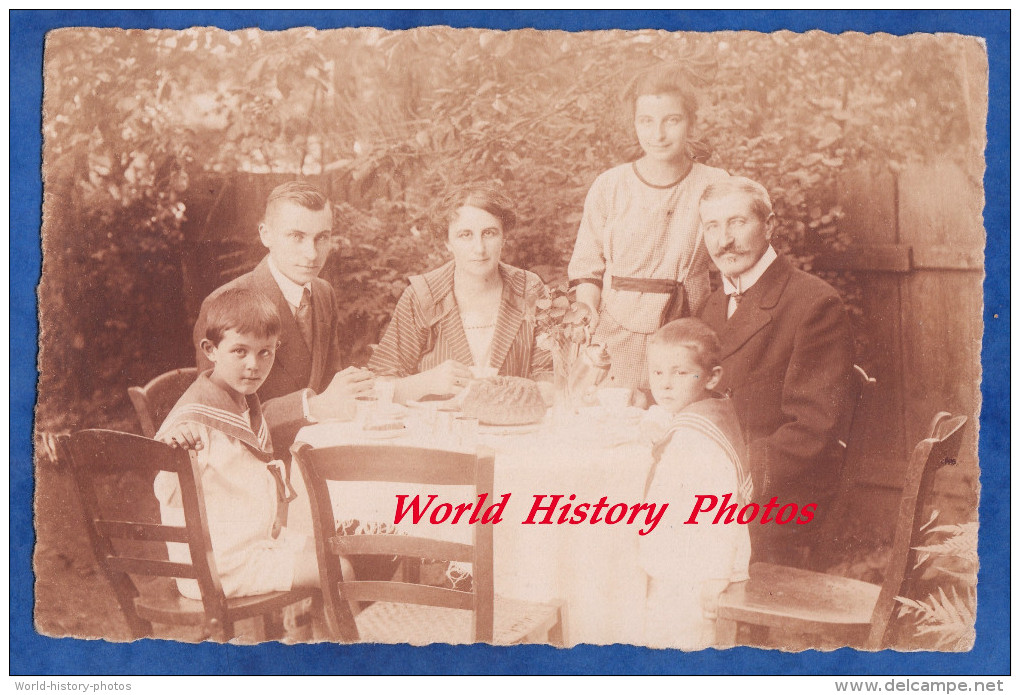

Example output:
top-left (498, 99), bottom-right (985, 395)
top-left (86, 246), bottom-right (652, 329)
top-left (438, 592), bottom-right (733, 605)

top-left (355, 595), bottom-right (561, 645)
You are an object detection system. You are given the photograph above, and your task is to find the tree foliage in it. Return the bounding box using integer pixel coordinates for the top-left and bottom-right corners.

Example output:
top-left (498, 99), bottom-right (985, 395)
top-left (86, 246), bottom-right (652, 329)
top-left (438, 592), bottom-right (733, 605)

top-left (39, 26), bottom-right (982, 428)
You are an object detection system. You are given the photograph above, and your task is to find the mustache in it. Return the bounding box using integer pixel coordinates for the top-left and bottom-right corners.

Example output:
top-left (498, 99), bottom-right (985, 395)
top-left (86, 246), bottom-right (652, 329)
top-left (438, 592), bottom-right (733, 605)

top-left (716, 244), bottom-right (746, 255)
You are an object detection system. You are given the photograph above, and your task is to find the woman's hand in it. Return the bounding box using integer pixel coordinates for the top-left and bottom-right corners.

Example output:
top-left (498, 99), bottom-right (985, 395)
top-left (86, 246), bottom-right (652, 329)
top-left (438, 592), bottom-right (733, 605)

top-left (574, 282), bottom-right (602, 332)
top-left (420, 360), bottom-right (474, 397)
top-left (390, 361), bottom-right (475, 404)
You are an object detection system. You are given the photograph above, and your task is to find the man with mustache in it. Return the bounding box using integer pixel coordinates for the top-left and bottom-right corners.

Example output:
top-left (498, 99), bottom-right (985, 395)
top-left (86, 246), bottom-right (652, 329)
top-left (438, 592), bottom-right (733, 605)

top-left (697, 177), bottom-right (855, 566)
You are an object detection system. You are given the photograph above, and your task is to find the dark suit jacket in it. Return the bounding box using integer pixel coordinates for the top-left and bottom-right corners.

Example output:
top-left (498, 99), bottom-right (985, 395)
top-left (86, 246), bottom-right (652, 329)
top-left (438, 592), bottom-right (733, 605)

top-left (193, 257), bottom-right (345, 449)
top-left (700, 254), bottom-right (854, 505)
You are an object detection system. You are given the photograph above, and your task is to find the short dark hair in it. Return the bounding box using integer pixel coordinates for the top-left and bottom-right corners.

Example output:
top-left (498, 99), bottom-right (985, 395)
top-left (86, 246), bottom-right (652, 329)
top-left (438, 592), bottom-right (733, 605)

top-left (428, 183), bottom-right (517, 243)
top-left (204, 288), bottom-right (281, 346)
top-left (649, 318), bottom-right (722, 373)
top-left (625, 64), bottom-right (699, 122)
top-left (700, 177), bottom-right (773, 222)
top-left (264, 180), bottom-right (330, 220)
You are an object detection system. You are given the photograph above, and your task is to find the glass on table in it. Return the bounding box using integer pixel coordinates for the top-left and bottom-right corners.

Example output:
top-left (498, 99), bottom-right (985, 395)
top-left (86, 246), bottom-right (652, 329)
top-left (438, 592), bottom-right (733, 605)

top-left (355, 395), bottom-right (379, 423)
top-left (453, 416), bottom-right (479, 451)
top-left (374, 379), bottom-right (396, 407)
top-left (435, 406), bottom-right (460, 438)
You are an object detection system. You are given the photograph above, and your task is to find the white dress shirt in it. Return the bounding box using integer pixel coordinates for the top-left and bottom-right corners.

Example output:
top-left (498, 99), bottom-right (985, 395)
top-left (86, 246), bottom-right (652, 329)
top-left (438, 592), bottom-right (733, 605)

top-left (721, 245), bottom-right (778, 318)
top-left (266, 257), bottom-right (311, 316)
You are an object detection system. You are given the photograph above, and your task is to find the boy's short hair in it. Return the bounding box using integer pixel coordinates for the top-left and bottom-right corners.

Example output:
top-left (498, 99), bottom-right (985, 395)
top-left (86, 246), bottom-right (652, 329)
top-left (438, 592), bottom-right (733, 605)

top-left (204, 288), bottom-right (281, 345)
top-left (700, 177), bottom-right (773, 222)
top-left (264, 180), bottom-right (330, 220)
top-left (649, 318), bottom-right (722, 373)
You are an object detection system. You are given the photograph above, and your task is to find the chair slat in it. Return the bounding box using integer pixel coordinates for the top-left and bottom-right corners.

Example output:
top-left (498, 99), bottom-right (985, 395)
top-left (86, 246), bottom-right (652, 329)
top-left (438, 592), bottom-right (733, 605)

top-left (106, 556), bottom-right (199, 579)
top-left (296, 444), bottom-right (491, 486)
top-left (328, 534), bottom-right (473, 563)
top-left (96, 520), bottom-right (189, 544)
top-left (65, 431), bottom-right (191, 477)
top-left (341, 580), bottom-right (473, 610)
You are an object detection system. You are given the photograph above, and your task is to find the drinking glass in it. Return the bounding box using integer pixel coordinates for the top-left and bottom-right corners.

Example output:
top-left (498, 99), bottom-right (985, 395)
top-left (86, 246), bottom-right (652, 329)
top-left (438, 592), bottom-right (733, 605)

top-left (453, 416), bottom-right (479, 452)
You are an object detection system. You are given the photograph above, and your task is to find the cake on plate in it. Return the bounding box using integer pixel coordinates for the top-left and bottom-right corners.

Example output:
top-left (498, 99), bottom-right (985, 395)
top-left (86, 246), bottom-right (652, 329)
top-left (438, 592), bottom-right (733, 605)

top-left (459, 376), bottom-right (547, 426)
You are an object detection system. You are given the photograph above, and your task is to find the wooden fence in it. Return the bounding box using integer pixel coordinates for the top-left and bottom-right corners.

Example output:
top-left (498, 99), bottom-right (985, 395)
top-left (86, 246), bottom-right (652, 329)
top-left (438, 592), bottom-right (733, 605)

top-left (818, 157), bottom-right (984, 530)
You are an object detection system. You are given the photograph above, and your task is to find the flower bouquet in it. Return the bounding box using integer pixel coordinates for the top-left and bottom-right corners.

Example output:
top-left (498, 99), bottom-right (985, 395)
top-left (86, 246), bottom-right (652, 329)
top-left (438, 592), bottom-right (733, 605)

top-left (527, 283), bottom-right (611, 413)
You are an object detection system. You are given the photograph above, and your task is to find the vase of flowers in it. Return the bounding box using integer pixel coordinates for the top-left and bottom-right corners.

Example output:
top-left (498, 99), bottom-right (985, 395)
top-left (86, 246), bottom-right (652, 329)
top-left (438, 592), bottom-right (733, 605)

top-left (527, 284), bottom-right (611, 415)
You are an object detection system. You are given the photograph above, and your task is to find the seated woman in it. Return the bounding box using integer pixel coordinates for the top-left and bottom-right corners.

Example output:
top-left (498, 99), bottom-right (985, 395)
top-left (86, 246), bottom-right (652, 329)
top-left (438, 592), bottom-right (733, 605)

top-left (368, 184), bottom-right (552, 403)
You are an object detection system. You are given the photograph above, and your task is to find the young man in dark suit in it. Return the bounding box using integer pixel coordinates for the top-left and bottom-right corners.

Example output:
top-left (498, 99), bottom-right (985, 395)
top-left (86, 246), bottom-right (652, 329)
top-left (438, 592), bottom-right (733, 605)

top-left (166, 181), bottom-right (394, 592)
top-left (698, 177), bottom-right (855, 566)
top-left (170, 181), bottom-right (373, 451)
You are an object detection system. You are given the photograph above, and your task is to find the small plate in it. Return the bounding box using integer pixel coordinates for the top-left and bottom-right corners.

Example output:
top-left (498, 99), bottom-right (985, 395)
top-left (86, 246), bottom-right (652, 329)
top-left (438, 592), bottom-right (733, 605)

top-left (478, 422), bottom-right (543, 436)
top-left (406, 398), bottom-right (455, 411)
top-left (361, 423), bottom-right (407, 439)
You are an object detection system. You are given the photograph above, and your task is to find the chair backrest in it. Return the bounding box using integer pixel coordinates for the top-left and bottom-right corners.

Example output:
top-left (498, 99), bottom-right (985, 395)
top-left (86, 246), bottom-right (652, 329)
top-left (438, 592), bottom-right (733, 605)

top-left (292, 443), bottom-right (496, 643)
top-left (56, 429), bottom-right (228, 636)
top-left (842, 365), bottom-right (878, 455)
top-left (815, 366), bottom-right (878, 546)
top-left (865, 411), bottom-right (968, 649)
top-left (127, 367), bottom-right (198, 438)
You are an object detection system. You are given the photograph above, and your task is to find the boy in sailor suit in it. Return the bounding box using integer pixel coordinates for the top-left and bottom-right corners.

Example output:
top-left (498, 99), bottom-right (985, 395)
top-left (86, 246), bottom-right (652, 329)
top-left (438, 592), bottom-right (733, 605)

top-left (639, 318), bottom-right (751, 649)
top-left (154, 288), bottom-right (323, 599)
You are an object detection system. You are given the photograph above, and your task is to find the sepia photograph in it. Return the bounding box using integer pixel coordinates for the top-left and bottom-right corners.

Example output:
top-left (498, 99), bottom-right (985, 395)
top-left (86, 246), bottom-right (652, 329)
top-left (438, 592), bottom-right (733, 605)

top-left (15, 10), bottom-right (1007, 677)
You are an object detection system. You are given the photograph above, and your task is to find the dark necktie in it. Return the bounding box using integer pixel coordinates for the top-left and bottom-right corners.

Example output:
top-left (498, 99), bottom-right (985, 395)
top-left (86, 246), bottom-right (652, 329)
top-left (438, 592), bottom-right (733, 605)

top-left (295, 287), bottom-right (314, 349)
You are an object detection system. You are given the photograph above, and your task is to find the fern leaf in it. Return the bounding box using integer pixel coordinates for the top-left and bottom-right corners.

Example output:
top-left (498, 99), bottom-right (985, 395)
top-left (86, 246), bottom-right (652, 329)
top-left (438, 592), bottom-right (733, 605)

top-left (912, 522), bottom-right (979, 569)
top-left (894, 595), bottom-right (926, 612)
top-left (919, 509), bottom-right (939, 532)
top-left (935, 566), bottom-right (978, 582)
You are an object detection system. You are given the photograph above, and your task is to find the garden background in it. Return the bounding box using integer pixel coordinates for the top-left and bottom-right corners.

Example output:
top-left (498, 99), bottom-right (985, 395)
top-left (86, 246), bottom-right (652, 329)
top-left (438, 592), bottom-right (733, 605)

top-left (33, 24), bottom-right (987, 651)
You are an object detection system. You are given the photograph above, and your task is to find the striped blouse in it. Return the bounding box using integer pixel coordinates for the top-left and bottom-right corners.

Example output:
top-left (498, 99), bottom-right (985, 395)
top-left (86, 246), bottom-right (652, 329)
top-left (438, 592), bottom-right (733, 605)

top-left (368, 260), bottom-right (553, 380)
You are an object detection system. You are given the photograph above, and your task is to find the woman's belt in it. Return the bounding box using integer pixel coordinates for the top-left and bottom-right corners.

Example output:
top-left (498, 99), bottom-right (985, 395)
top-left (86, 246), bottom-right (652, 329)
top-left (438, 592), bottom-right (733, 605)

top-left (610, 275), bottom-right (690, 325)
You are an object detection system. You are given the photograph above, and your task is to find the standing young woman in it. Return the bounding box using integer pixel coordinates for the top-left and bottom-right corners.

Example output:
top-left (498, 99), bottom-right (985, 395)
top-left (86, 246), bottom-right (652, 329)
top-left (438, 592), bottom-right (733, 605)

top-left (369, 184), bottom-right (551, 403)
top-left (568, 65), bottom-right (728, 390)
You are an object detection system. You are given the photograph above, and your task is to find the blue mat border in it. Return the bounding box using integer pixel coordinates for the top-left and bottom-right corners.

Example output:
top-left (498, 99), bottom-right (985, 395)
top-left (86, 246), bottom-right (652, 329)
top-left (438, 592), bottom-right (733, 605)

top-left (10, 10), bottom-right (1009, 675)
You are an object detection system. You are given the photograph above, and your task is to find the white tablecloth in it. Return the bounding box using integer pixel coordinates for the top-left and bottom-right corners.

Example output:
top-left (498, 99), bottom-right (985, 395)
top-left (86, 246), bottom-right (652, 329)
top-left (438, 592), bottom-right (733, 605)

top-left (295, 407), bottom-right (655, 646)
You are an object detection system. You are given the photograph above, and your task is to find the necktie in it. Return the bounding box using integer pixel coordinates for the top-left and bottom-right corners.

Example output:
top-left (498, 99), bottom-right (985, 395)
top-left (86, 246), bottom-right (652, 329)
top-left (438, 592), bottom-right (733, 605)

top-left (727, 292), bottom-right (743, 319)
top-left (295, 287), bottom-right (314, 349)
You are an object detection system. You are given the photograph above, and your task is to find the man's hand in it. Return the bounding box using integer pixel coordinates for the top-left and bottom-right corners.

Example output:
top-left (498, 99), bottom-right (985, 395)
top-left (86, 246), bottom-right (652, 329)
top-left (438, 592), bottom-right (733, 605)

top-left (307, 367), bottom-right (374, 421)
top-left (157, 422), bottom-right (205, 451)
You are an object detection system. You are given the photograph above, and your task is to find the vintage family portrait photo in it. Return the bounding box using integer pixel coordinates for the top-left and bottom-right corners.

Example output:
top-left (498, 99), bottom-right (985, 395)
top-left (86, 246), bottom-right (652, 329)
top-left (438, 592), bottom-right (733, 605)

top-left (22, 11), bottom-right (1001, 674)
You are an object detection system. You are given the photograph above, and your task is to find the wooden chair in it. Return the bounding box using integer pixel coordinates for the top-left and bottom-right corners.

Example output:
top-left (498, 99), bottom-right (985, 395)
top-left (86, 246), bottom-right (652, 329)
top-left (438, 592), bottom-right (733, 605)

top-left (127, 367), bottom-right (198, 438)
top-left (715, 411), bottom-right (967, 650)
top-left (58, 429), bottom-right (318, 642)
top-left (292, 442), bottom-right (564, 645)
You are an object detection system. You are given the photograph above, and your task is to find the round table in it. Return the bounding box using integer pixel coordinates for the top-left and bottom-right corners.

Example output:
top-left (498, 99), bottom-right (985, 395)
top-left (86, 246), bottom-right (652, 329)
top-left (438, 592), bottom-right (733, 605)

top-left (294, 406), bottom-right (655, 646)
